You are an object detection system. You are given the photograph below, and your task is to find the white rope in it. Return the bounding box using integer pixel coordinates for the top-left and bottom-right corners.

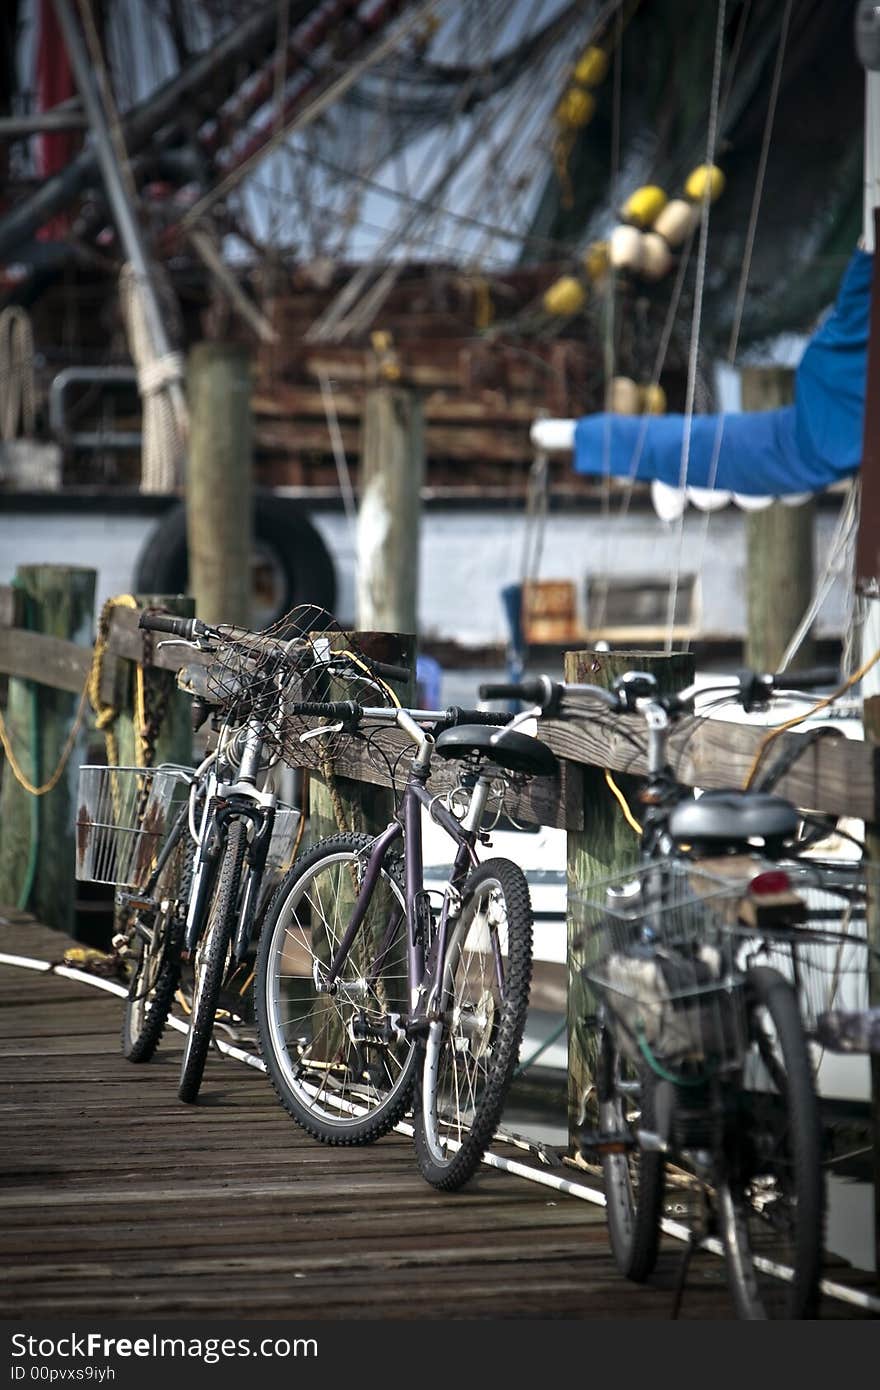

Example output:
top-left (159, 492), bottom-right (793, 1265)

top-left (664, 0), bottom-right (727, 650)
top-left (0, 306), bottom-right (36, 441)
top-left (680, 0), bottom-right (795, 657)
top-left (777, 478), bottom-right (861, 673)
top-left (119, 263), bottom-right (187, 494)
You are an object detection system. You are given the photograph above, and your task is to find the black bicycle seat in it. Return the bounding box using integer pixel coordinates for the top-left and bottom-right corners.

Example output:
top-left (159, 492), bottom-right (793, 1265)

top-left (433, 724), bottom-right (558, 778)
top-left (667, 790), bottom-right (799, 849)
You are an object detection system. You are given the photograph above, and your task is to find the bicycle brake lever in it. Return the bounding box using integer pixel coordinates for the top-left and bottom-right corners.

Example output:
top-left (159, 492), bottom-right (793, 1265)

top-left (299, 721), bottom-right (345, 742)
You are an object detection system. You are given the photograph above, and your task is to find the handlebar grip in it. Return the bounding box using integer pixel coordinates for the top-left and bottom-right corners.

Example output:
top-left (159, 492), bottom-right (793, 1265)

top-left (372, 660), bottom-right (411, 683)
top-left (773, 666), bottom-right (840, 690)
top-left (287, 700), bottom-right (361, 720)
top-left (138, 611), bottom-right (198, 639)
top-left (442, 707), bottom-right (514, 727)
top-left (479, 680), bottom-right (547, 704)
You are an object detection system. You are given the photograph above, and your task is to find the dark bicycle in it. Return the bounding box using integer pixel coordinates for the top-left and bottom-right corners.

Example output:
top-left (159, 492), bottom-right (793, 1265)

top-left (254, 696), bottom-right (557, 1189)
top-left (479, 666), bottom-right (858, 1319)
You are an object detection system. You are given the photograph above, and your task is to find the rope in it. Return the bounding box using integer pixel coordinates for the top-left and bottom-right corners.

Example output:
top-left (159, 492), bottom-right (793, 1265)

top-left (119, 264), bottom-right (186, 494)
top-left (0, 307), bottom-right (36, 440)
top-left (664, 0), bottom-right (727, 653)
top-left (88, 594), bottom-right (148, 767)
top-left (0, 684), bottom-right (91, 799)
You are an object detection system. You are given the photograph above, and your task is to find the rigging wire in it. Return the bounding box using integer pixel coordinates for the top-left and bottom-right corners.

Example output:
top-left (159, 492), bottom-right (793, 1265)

top-left (663, 0), bottom-right (727, 652)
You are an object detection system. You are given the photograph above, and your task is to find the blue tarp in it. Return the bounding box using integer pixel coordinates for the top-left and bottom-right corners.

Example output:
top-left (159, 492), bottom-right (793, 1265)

top-left (573, 249), bottom-right (872, 497)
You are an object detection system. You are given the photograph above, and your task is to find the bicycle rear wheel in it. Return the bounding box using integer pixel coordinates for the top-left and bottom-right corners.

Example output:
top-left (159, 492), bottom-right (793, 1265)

top-left (121, 833), bottom-right (191, 1062)
top-left (413, 857), bottom-right (532, 1191)
top-left (254, 833), bottom-right (417, 1144)
top-left (178, 820), bottom-right (247, 1103)
top-left (594, 1025), bottom-right (665, 1281)
top-left (719, 964), bottom-right (824, 1319)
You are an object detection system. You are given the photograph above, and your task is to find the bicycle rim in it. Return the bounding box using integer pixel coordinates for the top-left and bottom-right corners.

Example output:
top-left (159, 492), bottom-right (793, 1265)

top-left (258, 843), bottom-right (415, 1139)
top-left (596, 1030), bottom-right (665, 1282)
top-left (720, 966), bottom-right (824, 1319)
top-left (415, 858), bottom-right (532, 1190)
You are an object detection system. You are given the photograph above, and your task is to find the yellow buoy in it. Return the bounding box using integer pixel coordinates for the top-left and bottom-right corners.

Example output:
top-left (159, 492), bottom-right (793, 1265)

top-left (543, 275), bottom-right (587, 316)
top-left (641, 383), bottom-right (667, 414)
top-left (621, 184), bottom-right (667, 229)
top-left (573, 45), bottom-right (609, 87)
top-left (582, 240), bottom-right (609, 281)
top-left (556, 86), bottom-right (595, 129)
top-left (640, 232), bottom-right (673, 281)
top-left (684, 163), bottom-right (725, 203)
top-left (609, 224), bottom-right (644, 272)
top-left (652, 198), bottom-right (699, 247)
top-left (607, 376), bottom-right (640, 414)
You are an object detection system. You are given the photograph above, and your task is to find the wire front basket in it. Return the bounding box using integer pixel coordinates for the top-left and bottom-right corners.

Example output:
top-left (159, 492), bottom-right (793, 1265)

top-left (75, 764), bottom-right (190, 889)
top-left (736, 858), bottom-right (880, 1040)
top-left (196, 603), bottom-right (400, 771)
top-left (571, 860), bottom-right (750, 1071)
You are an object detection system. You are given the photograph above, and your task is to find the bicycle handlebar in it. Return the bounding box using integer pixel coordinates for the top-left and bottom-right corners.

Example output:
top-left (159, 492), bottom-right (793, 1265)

top-left (139, 611), bottom-right (205, 640)
top-left (481, 665), bottom-right (843, 719)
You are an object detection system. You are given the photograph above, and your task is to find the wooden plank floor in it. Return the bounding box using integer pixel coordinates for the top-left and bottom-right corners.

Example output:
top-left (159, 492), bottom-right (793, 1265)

top-left (0, 909), bottom-right (875, 1321)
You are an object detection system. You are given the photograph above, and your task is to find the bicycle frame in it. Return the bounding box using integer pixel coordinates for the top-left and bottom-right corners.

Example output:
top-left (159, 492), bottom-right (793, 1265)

top-left (315, 722), bottom-right (503, 1033)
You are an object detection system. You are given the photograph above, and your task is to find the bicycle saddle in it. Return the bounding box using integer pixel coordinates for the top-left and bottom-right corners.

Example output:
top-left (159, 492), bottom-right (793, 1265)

top-left (433, 724), bottom-right (558, 777)
top-left (667, 790), bottom-right (799, 850)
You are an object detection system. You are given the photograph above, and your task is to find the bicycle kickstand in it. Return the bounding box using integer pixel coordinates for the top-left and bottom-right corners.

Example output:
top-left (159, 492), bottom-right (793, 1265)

top-left (670, 1228), bottom-right (700, 1320)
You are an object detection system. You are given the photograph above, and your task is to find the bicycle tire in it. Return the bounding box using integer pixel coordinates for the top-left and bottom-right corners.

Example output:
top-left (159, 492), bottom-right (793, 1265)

top-left (178, 820), bottom-right (247, 1104)
top-left (596, 1025), bottom-right (665, 1282)
top-left (413, 857), bottom-right (533, 1191)
top-left (121, 834), bottom-right (192, 1063)
top-left (254, 833), bottom-right (418, 1144)
top-left (720, 964), bottom-right (824, 1319)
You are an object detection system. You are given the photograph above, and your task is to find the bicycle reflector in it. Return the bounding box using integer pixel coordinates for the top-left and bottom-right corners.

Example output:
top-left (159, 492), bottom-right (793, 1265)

top-left (740, 869), bottom-right (806, 928)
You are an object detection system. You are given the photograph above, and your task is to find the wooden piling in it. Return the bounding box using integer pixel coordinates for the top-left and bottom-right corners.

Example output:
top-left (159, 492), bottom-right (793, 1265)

top-left (112, 595), bottom-right (195, 771)
top-left (742, 367), bottom-right (816, 672)
top-left (563, 648), bottom-right (694, 1151)
top-left (357, 386), bottom-right (424, 635)
top-left (186, 342), bottom-right (253, 627)
top-left (0, 565), bottom-right (96, 935)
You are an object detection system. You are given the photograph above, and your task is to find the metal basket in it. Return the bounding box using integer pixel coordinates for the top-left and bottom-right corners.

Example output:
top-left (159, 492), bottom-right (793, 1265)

top-left (571, 860), bottom-right (749, 1071)
top-left (75, 764), bottom-right (191, 888)
top-left (734, 858), bottom-right (880, 1039)
top-left (196, 603), bottom-right (397, 771)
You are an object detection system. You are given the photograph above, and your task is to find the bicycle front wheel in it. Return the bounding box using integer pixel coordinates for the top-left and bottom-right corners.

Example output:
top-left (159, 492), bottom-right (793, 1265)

top-left (121, 835), bottom-right (191, 1063)
top-left (254, 833), bottom-right (417, 1144)
top-left (413, 857), bottom-right (532, 1191)
top-left (178, 820), bottom-right (246, 1104)
top-left (594, 1025), bottom-right (665, 1282)
top-left (719, 965), bottom-right (824, 1319)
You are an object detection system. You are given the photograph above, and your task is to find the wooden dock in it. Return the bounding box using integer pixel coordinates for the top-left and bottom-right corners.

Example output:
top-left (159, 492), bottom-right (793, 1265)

top-left (1, 908), bottom-right (876, 1322)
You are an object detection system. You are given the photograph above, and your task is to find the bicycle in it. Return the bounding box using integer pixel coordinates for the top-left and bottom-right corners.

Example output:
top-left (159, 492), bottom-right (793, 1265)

top-left (479, 666), bottom-right (847, 1319)
top-left (76, 604), bottom-right (407, 1103)
top-left (253, 696), bottom-right (557, 1189)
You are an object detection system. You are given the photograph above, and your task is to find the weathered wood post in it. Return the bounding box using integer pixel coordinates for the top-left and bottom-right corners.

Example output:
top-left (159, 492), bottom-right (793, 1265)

top-left (186, 342), bottom-right (253, 627)
top-left (357, 386), bottom-right (423, 634)
top-left (564, 648), bottom-right (694, 1152)
top-left (112, 595), bottom-right (195, 770)
top-left (743, 366), bottom-right (816, 672)
top-left (0, 565), bottom-right (96, 935)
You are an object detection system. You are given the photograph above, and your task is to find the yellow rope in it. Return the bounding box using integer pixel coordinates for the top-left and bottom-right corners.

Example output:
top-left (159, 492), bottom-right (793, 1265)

top-left (88, 594), bottom-right (148, 766)
top-left (742, 646), bottom-right (880, 790)
top-left (605, 768), bottom-right (642, 834)
top-left (0, 678), bottom-right (91, 797)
